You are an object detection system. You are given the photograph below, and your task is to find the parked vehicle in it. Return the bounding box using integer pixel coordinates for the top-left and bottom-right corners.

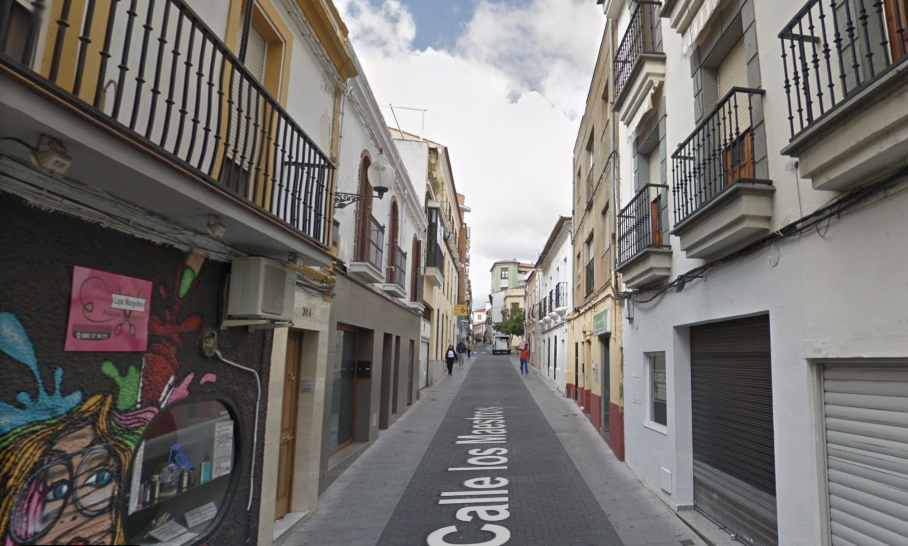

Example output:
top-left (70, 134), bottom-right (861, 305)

top-left (492, 335), bottom-right (511, 355)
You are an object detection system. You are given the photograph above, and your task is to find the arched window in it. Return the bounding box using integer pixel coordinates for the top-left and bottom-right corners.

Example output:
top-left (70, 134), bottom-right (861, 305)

top-left (386, 202), bottom-right (400, 283)
top-left (354, 155), bottom-right (372, 262)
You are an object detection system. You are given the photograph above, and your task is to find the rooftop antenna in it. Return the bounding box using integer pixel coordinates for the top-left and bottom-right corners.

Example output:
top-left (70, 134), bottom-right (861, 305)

top-left (386, 104), bottom-right (428, 140)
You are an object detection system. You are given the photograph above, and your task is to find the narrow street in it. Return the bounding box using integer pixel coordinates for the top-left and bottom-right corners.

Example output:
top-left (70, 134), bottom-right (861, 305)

top-left (285, 347), bottom-right (702, 546)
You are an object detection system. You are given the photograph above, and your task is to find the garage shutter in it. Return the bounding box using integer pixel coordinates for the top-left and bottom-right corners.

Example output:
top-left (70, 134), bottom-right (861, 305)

top-left (823, 366), bottom-right (908, 545)
top-left (691, 315), bottom-right (778, 546)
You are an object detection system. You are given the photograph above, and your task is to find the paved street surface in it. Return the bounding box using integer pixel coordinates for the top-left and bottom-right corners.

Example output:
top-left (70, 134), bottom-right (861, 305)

top-left (284, 347), bottom-right (704, 546)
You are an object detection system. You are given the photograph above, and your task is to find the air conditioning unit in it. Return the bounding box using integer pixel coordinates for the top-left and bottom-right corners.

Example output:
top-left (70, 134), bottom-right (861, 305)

top-left (227, 257), bottom-right (294, 321)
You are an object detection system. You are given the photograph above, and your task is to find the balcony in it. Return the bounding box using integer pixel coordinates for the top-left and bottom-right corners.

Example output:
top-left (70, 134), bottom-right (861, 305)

top-left (617, 184), bottom-right (672, 289)
top-left (614, 1), bottom-right (665, 128)
top-left (381, 245), bottom-right (407, 298)
top-left (779, 0), bottom-right (908, 191)
top-left (349, 215), bottom-right (384, 284)
top-left (585, 258), bottom-right (595, 296)
top-left (425, 240), bottom-right (444, 287)
top-left (0, 0), bottom-right (334, 265)
top-left (670, 88), bottom-right (775, 261)
top-left (554, 282), bottom-right (568, 316)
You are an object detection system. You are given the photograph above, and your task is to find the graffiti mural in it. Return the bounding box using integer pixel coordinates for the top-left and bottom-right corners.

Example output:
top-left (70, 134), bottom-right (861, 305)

top-left (0, 253), bottom-right (219, 545)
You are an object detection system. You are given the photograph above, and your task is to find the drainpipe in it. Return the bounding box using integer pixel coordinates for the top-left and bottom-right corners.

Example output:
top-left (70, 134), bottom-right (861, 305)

top-left (609, 21), bottom-right (619, 294)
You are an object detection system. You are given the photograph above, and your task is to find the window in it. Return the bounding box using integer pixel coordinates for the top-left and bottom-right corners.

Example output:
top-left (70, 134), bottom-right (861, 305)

top-left (1, 1), bottom-right (30, 63)
top-left (124, 399), bottom-right (238, 545)
top-left (650, 353), bottom-right (667, 427)
top-left (501, 269), bottom-right (509, 279)
top-left (587, 133), bottom-right (595, 171)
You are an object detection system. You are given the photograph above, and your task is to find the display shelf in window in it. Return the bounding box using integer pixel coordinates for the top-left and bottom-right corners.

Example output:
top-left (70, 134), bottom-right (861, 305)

top-left (124, 399), bottom-right (239, 546)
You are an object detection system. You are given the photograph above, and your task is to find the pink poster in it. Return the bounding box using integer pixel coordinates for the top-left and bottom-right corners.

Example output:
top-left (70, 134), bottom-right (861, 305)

top-left (65, 266), bottom-right (152, 352)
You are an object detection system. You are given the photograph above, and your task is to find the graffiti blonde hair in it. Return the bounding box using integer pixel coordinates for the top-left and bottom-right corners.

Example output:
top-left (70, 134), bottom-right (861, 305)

top-left (0, 395), bottom-right (135, 545)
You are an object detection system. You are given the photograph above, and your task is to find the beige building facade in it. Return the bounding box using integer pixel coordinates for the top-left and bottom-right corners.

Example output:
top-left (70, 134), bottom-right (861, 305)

top-left (567, 20), bottom-right (625, 461)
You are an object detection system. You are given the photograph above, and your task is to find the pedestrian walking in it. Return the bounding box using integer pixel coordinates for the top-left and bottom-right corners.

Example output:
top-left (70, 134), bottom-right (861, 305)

top-left (445, 345), bottom-right (457, 376)
top-left (456, 340), bottom-right (467, 367)
top-left (520, 342), bottom-right (530, 375)
top-left (467, 339), bottom-right (474, 358)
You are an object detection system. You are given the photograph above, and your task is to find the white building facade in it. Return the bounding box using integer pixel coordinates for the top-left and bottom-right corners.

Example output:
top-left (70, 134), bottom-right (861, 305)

top-left (536, 217), bottom-right (572, 395)
top-left (605, 0), bottom-right (908, 544)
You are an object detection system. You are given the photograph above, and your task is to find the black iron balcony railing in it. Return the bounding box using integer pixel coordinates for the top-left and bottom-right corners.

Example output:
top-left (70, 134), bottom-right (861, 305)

top-left (426, 239), bottom-right (444, 273)
top-left (779, 0), bottom-right (908, 140)
top-left (618, 184), bottom-right (670, 265)
top-left (0, 0), bottom-right (335, 247)
top-left (388, 245), bottom-right (407, 288)
top-left (615, 1), bottom-right (663, 99)
top-left (0, 0), bottom-right (335, 246)
top-left (554, 282), bottom-right (568, 308)
top-left (547, 290), bottom-right (554, 314)
top-left (585, 259), bottom-right (595, 296)
top-left (671, 88), bottom-right (769, 226)
top-left (411, 272), bottom-right (424, 303)
top-left (360, 215), bottom-right (384, 271)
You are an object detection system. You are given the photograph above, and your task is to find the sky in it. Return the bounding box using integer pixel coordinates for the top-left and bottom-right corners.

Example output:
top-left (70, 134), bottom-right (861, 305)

top-left (334, 0), bottom-right (607, 308)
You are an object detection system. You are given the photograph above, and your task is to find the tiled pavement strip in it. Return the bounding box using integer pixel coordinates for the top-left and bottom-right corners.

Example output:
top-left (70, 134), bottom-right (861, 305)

top-left (284, 348), bottom-right (706, 546)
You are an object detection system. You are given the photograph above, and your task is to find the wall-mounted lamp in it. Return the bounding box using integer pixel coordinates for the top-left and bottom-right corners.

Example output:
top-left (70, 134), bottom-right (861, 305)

top-left (207, 214), bottom-right (227, 239)
top-left (30, 135), bottom-right (72, 177)
top-left (334, 154), bottom-right (393, 209)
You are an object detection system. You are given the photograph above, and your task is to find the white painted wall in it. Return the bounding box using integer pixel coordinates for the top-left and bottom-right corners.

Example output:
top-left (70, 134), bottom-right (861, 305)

top-left (538, 225), bottom-right (572, 394)
top-left (611, 2), bottom-right (908, 544)
top-left (395, 139), bottom-right (429, 209)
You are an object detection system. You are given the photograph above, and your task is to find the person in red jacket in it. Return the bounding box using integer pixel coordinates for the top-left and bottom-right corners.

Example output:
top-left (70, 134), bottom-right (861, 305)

top-left (520, 343), bottom-right (530, 374)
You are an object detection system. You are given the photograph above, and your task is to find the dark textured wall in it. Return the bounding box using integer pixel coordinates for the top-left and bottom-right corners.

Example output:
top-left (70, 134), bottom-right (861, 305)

top-left (0, 194), bottom-right (271, 546)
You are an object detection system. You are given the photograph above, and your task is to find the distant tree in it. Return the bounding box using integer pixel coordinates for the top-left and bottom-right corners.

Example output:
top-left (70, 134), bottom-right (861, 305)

top-left (494, 308), bottom-right (524, 337)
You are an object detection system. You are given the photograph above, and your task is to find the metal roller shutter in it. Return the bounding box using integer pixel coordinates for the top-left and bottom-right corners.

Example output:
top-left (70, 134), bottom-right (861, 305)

top-left (691, 315), bottom-right (778, 546)
top-left (717, 39), bottom-right (751, 133)
top-left (823, 365), bottom-right (908, 546)
top-left (227, 10), bottom-right (268, 164)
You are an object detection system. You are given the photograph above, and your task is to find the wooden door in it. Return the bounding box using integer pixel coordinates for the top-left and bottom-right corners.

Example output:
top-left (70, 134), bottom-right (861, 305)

top-left (275, 331), bottom-right (303, 520)
top-left (724, 130), bottom-right (754, 187)
top-left (885, 0), bottom-right (908, 61)
top-left (650, 196), bottom-right (663, 246)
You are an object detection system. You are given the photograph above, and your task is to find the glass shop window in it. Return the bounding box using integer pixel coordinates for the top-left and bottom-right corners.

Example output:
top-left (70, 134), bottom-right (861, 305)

top-left (124, 399), bottom-right (238, 546)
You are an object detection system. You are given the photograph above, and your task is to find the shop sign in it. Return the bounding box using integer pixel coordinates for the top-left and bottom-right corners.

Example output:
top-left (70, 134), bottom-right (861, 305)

top-left (65, 266), bottom-right (152, 352)
top-left (593, 310), bottom-right (611, 336)
top-left (454, 305), bottom-right (469, 316)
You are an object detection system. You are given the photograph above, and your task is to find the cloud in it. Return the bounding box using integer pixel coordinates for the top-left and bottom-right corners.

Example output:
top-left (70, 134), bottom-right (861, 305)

top-left (337, 0), bottom-right (605, 307)
top-left (336, 0), bottom-right (417, 55)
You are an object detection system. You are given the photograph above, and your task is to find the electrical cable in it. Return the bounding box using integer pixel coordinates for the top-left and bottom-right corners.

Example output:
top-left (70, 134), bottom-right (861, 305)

top-left (211, 349), bottom-right (261, 512)
top-left (0, 137), bottom-right (38, 152)
top-left (626, 164), bottom-right (908, 305)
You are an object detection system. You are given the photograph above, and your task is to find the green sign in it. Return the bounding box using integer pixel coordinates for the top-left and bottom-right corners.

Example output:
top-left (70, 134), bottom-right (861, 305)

top-left (593, 310), bottom-right (610, 336)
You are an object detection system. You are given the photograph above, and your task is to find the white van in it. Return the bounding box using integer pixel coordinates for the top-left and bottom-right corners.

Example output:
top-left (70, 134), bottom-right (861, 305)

top-left (492, 335), bottom-right (511, 355)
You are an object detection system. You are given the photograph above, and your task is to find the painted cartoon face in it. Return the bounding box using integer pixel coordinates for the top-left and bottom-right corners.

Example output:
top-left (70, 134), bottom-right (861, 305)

top-left (8, 427), bottom-right (120, 545)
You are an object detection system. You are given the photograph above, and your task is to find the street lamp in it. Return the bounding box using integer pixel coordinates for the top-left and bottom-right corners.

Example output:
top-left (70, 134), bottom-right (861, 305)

top-left (334, 154), bottom-right (393, 209)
